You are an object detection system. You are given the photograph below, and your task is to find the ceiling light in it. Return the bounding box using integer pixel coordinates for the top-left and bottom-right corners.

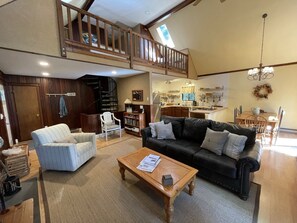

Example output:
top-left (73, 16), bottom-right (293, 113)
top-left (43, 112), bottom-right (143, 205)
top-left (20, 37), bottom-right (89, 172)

top-left (42, 72), bottom-right (50, 76)
top-left (248, 13), bottom-right (274, 81)
top-left (111, 71), bottom-right (117, 74)
top-left (39, 61), bottom-right (49, 66)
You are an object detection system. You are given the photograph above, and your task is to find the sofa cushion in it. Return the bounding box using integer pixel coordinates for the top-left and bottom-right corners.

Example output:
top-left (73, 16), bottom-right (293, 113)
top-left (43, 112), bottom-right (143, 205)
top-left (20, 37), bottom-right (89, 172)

top-left (145, 137), bottom-right (171, 155)
top-left (166, 139), bottom-right (202, 165)
top-left (156, 122), bottom-right (176, 140)
top-left (149, 121), bottom-right (164, 138)
top-left (210, 121), bottom-right (256, 146)
top-left (193, 149), bottom-right (238, 179)
top-left (201, 128), bottom-right (229, 155)
top-left (182, 118), bottom-right (211, 143)
top-left (161, 116), bottom-right (185, 138)
top-left (223, 130), bottom-right (247, 160)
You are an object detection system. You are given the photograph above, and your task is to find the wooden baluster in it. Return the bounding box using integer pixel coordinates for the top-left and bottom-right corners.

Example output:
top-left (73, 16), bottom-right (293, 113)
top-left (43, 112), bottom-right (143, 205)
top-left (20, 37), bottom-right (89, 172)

top-left (147, 39), bottom-right (152, 61)
top-left (142, 38), bottom-right (146, 60)
top-left (112, 26), bottom-right (115, 52)
top-left (129, 30), bottom-right (134, 69)
top-left (118, 28), bottom-right (122, 54)
top-left (67, 7), bottom-right (73, 40)
top-left (87, 15), bottom-right (92, 46)
top-left (78, 13), bottom-right (83, 43)
top-left (134, 35), bottom-right (137, 58)
top-left (104, 23), bottom-right (108, 50)
top-left (164, 45), bottom-right (168, 75)
top-left (185, 55), bottom-right (187, 72)
top-left (96, 19), bottom-right (101, 48)
top-left (124, 31), bottom-right (128, 54)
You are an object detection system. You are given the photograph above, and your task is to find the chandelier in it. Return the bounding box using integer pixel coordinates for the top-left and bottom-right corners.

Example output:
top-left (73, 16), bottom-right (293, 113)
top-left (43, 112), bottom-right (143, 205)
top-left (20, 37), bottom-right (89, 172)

top-left (248, 13), bottom-right (274, 81)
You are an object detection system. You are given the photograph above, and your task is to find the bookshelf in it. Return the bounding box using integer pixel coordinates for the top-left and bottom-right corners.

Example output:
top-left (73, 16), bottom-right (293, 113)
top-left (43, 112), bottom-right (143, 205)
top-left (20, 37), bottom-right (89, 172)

top-left (124, 112), bottom-right (145, 137)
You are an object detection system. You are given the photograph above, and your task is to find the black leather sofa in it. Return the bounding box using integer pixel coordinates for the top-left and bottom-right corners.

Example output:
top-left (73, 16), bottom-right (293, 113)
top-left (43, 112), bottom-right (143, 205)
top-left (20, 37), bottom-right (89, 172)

top-left (141, 116), bottom-right (262, 200)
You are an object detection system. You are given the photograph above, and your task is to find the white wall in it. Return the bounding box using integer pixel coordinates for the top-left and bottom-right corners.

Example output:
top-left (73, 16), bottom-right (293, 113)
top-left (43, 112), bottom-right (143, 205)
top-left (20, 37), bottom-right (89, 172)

top-left (227, 65), bottom-right (297, 129)
top-left (0, 0), bottom-right (61, 56)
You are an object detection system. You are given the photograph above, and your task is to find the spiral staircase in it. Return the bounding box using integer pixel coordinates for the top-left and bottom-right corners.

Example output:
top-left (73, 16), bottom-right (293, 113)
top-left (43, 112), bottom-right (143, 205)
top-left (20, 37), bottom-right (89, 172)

top-left (81, 75), bottom-right (118, 113)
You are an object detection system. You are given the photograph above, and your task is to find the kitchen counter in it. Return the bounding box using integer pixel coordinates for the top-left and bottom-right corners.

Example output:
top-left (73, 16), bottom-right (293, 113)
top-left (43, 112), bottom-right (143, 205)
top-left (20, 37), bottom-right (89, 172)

top-left (161, 105), bottom-right (227, 114)
top-left (160, 105), bottom-right (227, 121)
top-left (189, 106), bottom-right (226, 114)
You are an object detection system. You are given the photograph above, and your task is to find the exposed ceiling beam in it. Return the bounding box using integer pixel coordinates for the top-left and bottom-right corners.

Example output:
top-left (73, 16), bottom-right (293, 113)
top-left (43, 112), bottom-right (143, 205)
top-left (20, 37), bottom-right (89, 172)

top-left (0, 0), bottom-right (17, 8)
top-left (82, 0), bottom-right (94, 12)
top-left (145, 0), bottom-right (195, 28)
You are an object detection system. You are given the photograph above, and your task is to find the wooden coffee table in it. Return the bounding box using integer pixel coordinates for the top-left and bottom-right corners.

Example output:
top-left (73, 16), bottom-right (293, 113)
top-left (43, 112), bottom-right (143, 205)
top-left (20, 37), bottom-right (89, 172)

top-left (117, 147), bottom-right (198, 223)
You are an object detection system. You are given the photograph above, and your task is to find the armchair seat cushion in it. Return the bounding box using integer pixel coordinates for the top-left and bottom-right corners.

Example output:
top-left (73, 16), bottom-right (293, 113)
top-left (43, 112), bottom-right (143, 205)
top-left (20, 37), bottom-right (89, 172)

top-left (103, 124), bottom-right (121, 130)
top-left (193, 149), bottom-right (237, 179)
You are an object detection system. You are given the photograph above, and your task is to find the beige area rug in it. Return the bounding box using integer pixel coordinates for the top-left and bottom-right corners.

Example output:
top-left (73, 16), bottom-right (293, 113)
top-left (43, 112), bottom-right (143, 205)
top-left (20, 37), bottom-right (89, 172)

top-left (41, 138), bottom-right (260, 223)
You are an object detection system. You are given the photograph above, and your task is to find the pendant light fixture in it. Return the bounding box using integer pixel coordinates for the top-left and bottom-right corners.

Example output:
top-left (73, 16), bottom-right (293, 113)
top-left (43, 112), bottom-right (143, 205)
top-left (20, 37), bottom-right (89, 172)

top-left (248, 13), bottom-right (274, 81)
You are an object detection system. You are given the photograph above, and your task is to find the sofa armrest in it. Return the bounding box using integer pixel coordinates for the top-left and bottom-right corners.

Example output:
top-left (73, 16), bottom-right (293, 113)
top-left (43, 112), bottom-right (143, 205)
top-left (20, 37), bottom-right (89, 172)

top-left (237, 141), bottom-right (262, 172)
top-left (141, 127), bottom-right (152, 147)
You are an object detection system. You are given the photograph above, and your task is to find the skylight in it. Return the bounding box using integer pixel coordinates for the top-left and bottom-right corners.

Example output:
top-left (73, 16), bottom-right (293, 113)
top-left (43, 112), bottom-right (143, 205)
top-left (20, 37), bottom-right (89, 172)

top-left (156, 24), bottom-right (175, 48)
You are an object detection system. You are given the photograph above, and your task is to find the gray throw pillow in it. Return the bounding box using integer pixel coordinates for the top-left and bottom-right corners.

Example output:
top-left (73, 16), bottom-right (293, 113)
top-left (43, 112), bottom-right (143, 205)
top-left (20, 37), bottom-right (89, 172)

top-left (201, 128), bottom-right (229, 155)
top-left (54, 135), bottom-right (78, 144)
top-left (222, 130), bottom-right (247, 160)
top-left (149, 121), bottom-right (164, 138)
top-left (156, 122), bottom-right (176, 140)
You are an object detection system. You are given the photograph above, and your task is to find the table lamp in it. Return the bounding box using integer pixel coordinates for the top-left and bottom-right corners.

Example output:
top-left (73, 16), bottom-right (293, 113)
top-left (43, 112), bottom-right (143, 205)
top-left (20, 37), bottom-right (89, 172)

top-left (124, 98), bottom-right (132, 112)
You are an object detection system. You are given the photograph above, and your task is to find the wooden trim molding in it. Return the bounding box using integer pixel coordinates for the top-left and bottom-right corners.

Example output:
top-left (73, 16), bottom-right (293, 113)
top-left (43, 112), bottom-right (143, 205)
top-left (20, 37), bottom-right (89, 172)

top-left (198, 61), bottom-right (297, 78)
top-left (145, 0), bottom-right (195, 28)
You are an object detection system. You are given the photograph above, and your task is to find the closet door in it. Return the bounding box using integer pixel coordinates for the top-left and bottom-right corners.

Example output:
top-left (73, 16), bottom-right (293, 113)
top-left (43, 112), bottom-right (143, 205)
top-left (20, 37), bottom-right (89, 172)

top-left (12, 85), bottom-right (43, 141)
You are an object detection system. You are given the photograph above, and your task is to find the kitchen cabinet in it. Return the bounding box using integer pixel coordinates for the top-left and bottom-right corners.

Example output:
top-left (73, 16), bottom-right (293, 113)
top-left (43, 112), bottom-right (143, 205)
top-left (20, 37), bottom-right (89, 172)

top-left (161, 106), bottom-right (189, 117)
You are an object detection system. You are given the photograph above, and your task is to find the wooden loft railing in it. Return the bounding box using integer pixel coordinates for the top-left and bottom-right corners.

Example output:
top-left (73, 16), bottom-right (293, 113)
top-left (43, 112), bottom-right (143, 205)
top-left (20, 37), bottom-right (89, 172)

top-left (56, 0), bottom-right (188, 75)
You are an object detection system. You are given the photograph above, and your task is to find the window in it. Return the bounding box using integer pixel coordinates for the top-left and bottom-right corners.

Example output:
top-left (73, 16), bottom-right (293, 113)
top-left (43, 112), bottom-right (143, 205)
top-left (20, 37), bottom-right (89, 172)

top-left (156, 24), bottom-right (175, 48)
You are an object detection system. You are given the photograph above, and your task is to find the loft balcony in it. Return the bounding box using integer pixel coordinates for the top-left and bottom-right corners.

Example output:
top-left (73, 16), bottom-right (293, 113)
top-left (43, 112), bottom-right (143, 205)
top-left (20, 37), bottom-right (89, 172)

top-left (56, 0), bottom-right (189, 77)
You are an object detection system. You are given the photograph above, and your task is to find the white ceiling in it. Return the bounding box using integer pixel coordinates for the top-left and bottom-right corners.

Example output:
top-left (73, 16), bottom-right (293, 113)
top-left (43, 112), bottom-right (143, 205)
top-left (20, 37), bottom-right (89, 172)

top-left (0, 48), bottom-right (144, 79)
top-left (87, 0), bottom-right (183, 27)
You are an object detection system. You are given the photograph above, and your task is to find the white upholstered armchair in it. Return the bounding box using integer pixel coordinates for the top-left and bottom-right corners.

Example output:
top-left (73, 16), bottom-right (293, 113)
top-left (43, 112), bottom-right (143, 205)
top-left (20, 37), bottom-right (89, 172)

top-left (31, 123), bottom-right (96, 171)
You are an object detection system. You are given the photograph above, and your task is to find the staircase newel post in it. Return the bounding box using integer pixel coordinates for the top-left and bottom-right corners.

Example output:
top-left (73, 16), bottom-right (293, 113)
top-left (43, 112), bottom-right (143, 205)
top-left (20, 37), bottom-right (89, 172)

top-left (129, 29), bottom-right (134, 69)
top-left (56, 0), bottom-right (66, 57)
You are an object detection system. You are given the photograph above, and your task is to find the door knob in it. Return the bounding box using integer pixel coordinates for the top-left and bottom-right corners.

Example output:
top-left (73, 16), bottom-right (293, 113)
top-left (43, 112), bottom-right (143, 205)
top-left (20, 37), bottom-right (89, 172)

top-left (36, 114), bottom-right (40, 117)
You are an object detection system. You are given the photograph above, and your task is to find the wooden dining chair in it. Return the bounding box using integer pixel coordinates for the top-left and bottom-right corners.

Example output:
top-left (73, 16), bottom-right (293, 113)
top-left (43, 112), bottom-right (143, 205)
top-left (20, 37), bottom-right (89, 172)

top-left (233, 108), bottom-right (240, 123)
top-left (244, 115), bottom-right (268, 145)
top-left (265, 106), bottom-right (283, 145)
top-left (272, 109), bottom-right (285, 145)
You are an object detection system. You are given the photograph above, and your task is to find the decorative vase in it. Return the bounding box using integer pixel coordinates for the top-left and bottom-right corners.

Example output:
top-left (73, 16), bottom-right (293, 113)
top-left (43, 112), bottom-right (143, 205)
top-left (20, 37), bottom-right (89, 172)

top-left (251, 107), bottom-right (260, 115)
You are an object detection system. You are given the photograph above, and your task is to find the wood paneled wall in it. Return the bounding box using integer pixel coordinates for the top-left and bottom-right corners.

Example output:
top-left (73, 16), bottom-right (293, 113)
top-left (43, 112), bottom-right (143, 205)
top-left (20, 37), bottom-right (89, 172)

top-left (4, 74), bottom-right (96, 141)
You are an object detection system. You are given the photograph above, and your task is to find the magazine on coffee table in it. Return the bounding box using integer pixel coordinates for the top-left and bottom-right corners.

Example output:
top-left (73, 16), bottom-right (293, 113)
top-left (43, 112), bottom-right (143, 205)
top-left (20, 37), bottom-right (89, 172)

top-left (137, 154), bottom-right (161, 172)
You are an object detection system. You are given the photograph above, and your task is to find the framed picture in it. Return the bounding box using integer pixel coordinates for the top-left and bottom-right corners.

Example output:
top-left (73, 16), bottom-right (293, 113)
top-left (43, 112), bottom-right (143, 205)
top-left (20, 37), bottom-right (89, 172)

top-left (132, 90), bottom-right (143, 101)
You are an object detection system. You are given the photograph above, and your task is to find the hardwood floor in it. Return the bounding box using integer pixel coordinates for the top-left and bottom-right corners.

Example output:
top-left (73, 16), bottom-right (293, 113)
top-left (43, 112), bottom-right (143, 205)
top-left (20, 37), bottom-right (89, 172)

top-left (21, 131), bottom-right (297, 223)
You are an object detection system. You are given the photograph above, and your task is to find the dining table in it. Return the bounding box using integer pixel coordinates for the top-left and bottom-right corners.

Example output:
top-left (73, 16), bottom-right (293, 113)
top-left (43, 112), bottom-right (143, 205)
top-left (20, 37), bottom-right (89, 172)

top-left (235, 111), bottom-right (278, 146)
